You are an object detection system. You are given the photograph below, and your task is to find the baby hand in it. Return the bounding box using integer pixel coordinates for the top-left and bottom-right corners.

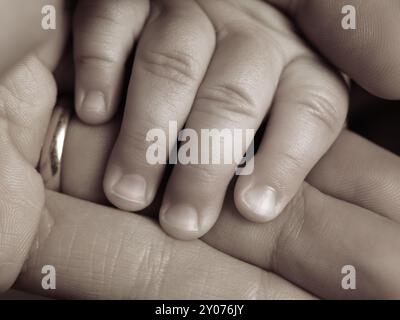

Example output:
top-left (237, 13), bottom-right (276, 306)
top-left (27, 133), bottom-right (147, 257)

top-left (72, 0), bottom-right (348, 239)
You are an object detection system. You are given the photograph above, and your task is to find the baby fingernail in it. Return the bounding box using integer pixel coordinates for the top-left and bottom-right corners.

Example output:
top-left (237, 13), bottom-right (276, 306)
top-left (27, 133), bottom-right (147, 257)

top-left (111, 173), bottom-right (147, 204)
top-left (243, 185), bottom-right (278, 221)
top-left (160, 204), bottom-right (199, 234)
top-left (80, 90), bottom-right (107, 115)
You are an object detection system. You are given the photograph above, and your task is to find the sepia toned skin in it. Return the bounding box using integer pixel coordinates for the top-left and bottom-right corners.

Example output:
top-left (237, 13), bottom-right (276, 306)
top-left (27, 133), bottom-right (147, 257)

top-left (0, 0), bottom-right (67, 78)
top-left (72, 0), bottom-right (400, 241)
top-left (0, 0), bottom-right (400, 298)
top-left (267, 0), bottom-right (400, 100)
top-left (19, 98), bottom-right (400, 299)
top-left (1, 51), bottom-right (400, 299)
top-left (73, 0), bottom-right (349, 240)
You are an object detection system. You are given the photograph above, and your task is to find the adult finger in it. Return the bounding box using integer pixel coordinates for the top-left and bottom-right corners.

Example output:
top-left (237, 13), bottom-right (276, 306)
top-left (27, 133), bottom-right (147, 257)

top-left (61, 120), bottom-right (400, 298)
top-left (307, 130), bottom-right (400, 222)
top-left (61, 116), bottom-right (400, 228)
top-left (267, 0), bottom-right (400, 99)
top-left (62, 114), bottom-right (120, 205)
top-left (205, 180), bottom-right (400, 299)
top-left (17, 191), bottom-right (311, 299)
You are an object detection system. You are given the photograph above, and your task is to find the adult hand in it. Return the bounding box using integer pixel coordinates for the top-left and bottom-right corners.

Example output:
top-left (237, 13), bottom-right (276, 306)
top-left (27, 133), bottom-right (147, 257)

top-left (0, 54), bottom-right (309, 299)
top-left (16, 103), bottom-right (400, 299)
top-left (1, 0), bottom-right (399, 299)
top-left (0, 5), bottom-right (68, 292)
top-left (0, 0), bottom-right (67, 77)
top-left (1, 50), bottom-right (399, 298)
top-left (267, 0), bottom-right (400, 99)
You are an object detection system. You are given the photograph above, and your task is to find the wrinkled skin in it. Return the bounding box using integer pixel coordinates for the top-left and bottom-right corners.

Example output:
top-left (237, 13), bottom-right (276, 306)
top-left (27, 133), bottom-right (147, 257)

top-left (0, 0), bottom-right (400, 299)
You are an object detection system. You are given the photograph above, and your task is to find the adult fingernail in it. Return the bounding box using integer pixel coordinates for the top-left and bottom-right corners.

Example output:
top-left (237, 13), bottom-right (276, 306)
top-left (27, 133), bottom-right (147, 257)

top-left (111, 173), bottom-right (147, 205)
top-left (160, 204), bottom-right (199, 236)
top-left (80, 90), bottom-right (107, 115)
top-left (242, 185), bottom-right (278, 221)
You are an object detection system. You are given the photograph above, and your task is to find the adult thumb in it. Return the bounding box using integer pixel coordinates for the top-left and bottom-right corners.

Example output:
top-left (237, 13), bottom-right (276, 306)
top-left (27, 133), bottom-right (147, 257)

top-left (268, 0), bottom-right (400, 99)
top-left (0, 55), bottom-right (57, 292)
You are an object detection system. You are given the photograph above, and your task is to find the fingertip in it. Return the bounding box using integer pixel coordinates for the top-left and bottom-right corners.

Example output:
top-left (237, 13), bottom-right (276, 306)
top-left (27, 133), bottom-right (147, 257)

top-left (159, 202), bottom-right (216, 241)
top-left (234, 176), bottom-right (281, 223)
top-left (159, 204), bottom-right (201, 241)
top-left (75, 89), bottom-right (113, 125)
top-left (103, 165), bottom-right (152, 212)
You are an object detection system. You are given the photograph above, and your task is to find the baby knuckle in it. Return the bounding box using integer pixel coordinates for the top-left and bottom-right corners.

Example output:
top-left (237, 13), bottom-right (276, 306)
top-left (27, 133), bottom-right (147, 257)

top-left (76, 52), bottom-right (120, 69)
top-left (138, 50), bottom-right (201, 86)
top-left (301, 89), bottom-right (346, 134)
top-left (196, 84), bottom-right (260, 123)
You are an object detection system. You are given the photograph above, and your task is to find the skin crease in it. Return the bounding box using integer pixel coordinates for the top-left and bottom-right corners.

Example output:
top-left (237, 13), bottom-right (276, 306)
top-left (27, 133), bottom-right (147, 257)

top-left (69, 0), bottom-right (400, 239)
top-left (31, 112), bottom-right (400, 299)
top-left (72, 0), bottom-right (400, 241)
top-left (1, 54), bottom-right (400, 298)
top-left (73, 0), bottom-right (349, 241)
top-left (72, 0), bottom-right (400, 242)
top-left (0, 0), bottom-right (399, 298)
top-left (0, 11), bottom-right (68, 292)
top-left (0, 53), bottom-right (309, 299)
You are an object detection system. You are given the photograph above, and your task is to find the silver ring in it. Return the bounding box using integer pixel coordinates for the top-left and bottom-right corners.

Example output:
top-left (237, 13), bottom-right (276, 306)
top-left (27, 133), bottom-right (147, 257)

top-left (39, 97), bottom-right (72, 191)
